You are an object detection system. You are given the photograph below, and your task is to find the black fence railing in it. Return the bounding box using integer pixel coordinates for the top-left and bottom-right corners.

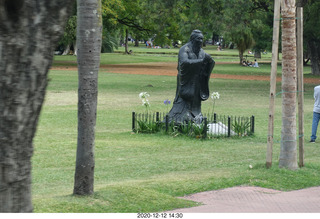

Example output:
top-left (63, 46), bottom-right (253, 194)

top-left (132, 112), bottom-right (255, 138)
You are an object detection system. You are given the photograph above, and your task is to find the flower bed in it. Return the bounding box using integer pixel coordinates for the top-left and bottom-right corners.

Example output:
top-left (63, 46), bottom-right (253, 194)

top-left (132, 112), bottom-right (255, 139)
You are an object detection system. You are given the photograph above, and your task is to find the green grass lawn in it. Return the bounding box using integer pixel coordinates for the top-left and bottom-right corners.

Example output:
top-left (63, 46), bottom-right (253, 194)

top-left (32, 52), bottom-right (320, 213)
top-left (56, 44), bottom-right (272, 64)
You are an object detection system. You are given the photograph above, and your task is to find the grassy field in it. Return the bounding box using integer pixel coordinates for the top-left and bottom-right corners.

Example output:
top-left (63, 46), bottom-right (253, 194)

top-left (32, 51), bottom-right (320, 213)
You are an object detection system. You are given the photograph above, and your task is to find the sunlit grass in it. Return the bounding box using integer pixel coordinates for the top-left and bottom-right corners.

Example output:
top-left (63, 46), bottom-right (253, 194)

top-left (32, 54), bottom-right (320, 212)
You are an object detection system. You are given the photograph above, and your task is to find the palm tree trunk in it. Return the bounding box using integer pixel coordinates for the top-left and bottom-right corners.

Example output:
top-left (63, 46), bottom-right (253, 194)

top-left (74, 0), bottom-right (102, 195)
top-left (279, 0), bottom-right (298, 170)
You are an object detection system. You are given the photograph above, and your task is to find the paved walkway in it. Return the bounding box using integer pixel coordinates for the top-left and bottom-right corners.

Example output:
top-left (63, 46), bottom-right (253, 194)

top-left (167, 186), bottom-right (320, 213)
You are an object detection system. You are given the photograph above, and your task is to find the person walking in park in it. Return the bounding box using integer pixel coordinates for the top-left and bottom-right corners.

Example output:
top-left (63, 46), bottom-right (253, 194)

top-left (310, 85), bottom-right (320, 143)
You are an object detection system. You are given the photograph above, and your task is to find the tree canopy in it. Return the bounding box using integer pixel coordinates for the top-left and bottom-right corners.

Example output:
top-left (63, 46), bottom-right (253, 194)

top-left (58, 0), bottom-right (320, 72)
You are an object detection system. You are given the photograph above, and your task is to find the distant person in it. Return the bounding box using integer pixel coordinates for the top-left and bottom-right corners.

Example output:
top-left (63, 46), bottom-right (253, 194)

top-left (310, 85), bottom-right (320, 143)
top-left (253, 59), bottom-right (259, 67)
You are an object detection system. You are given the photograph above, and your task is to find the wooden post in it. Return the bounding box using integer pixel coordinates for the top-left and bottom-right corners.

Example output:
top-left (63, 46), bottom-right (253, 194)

top-left (228, 116), bottom-right (231, 137)
top-left (267, 0), bottom-right (281, 168)
top-left (165, 115), bottom-right (169, 133)
top-left (251, 115), bottom-right (255, 134)
top-left (203, 117), bottom-right (207, 139)
top-left (132, 112), bottom-right (136, 132)
top-left (297, 6), bottom-right (304, 167)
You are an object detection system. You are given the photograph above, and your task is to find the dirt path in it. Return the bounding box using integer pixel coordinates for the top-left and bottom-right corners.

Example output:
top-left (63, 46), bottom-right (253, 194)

top-left (51, 62), bottom-right (320, 84)
top-left (167, 186), bottom-right (320, 213)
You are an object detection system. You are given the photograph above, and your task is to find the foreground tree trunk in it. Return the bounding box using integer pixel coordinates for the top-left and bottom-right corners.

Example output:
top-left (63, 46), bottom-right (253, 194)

top-left (0, 0), bottom-right (75, 212)
top-left (73, 0), bottom-right (102, 195)
top-left (279, 0), bottom-right (298, 170)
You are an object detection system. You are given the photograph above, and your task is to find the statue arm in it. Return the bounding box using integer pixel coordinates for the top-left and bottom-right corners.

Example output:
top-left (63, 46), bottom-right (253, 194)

top-left (200, 53), bottom-right (215, 101)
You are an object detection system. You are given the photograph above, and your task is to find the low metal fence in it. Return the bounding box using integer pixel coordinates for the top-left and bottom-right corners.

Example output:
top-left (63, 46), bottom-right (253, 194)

top-left (132, 112), bottom-right (254, 138)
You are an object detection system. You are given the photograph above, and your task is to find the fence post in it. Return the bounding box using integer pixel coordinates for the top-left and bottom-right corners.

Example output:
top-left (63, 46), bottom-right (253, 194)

top-left (251, 115), bottom-right (255, 134)
top-left (203, 117), bottom-right (207, 139)
top-left (156, 112), bottom-right (159, 122)
top-left (214, 113), bottom-right (217, 123)
top-left (165, 115), bottom-right (169, 133)
top-left (132, 112), bottom-right (136, 132)
top-left (228, 116), bottom-right (231, 137)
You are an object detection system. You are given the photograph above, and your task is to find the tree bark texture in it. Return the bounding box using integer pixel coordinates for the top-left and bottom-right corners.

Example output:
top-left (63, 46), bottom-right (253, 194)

top-left (0, 0), bottom-right (75, 212)
top-left (73, 0), bottom-right (102, 196)
top-left (279, 0), bottom-right (298, 170)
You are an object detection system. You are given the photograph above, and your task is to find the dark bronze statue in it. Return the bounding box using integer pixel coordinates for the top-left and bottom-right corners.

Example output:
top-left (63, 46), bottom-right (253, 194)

top-left (167, 30), bottom-right (215, 124)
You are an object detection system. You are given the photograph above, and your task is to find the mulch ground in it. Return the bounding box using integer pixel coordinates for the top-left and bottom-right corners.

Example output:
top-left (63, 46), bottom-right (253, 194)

top-left (51, 61), bottom-right (320, 84)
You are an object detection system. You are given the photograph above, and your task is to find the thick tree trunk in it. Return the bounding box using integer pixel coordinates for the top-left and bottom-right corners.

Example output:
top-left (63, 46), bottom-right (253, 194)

top-left (239, 51), bottom-right (244, 65)
top-left (279, 0), bottom-right (298, 170)
top-left (73, 0), bottom-right (102, 196)
top-left (62, 44), bottom-right (71, 55)
top-left (135, 38), bottom-right (139, 47)
top-left (73, 40), bottom-right (78, 56)
top-left (0, 0), bottom-right (75, 212)
top-left (125, 29), bottom-right (129, 54)
top-left (254, 50), bottom-right (261, 59)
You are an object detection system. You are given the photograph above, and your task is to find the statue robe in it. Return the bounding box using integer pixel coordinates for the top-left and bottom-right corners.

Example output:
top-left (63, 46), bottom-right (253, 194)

top-left (167, 42), bottom-right (215, 124)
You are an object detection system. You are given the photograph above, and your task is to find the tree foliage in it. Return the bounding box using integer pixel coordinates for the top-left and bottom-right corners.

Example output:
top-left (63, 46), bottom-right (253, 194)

top-left (56, 0), bottom-right (320, 68)
top-left (304, 0), bottom-right (320, 75)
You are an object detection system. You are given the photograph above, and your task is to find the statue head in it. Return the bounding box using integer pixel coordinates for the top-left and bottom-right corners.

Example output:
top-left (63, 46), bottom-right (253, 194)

top-left (189, 30), bottom-right (203, 47)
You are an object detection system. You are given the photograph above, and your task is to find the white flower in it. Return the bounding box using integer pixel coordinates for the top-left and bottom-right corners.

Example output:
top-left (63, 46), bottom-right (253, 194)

top-left (249, 165), bottom-right (253, 169)
top-left (139, 92), bottom-right (150, 99)
top-left (211, 92), bottom-right (220, 100)
top-left (142, 99), bottom-right (150, 107)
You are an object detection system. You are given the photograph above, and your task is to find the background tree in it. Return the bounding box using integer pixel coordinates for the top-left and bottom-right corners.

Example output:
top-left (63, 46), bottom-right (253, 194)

top-left (304, 0), bottom-right (320, 75)
top-left (73, 0), bottom-right (102, 195)
top-left (143, 0), bottom-right (183, 47)
top-left (222, 0), bottom-right (255, 64)
top-left (101, 28), bottom-right (119, 52)
top-left (250, 2), bottom-right (274, 58)
top-left (0, 0), bottom-right (75, 212)
top-left (102, 0), bottom-right (151, 53)
top-left (178, 0), bottom-right (223, 44)
top-left (59, 15), bottom-right (77, 55)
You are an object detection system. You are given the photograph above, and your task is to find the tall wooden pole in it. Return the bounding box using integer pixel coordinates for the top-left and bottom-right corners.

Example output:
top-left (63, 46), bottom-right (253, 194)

top-left (297, 5), bottom-right (304, 167)
top-left (267, 0), bottom-right (281, 168)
